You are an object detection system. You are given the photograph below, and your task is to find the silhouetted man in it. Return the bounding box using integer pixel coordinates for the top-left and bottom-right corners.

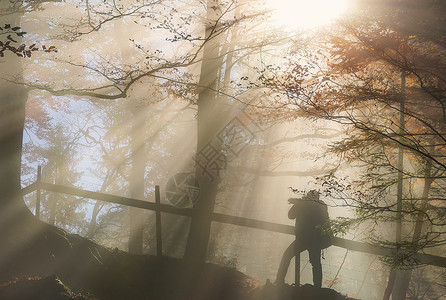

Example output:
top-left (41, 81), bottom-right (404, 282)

top-left (275, 190), bottom-right (331, 288)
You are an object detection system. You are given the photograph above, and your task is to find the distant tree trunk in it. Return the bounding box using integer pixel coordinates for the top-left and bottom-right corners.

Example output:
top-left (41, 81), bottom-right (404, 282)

top-left (183, 0), bottom-right (225, 266)
top-left (383, 70), bottom-right (406, 300)
top-left (128, 108), bottom-right (146, 254)
top-left (86, 170), bottom-right (113, 239)
top-left (392, 159), bottom-right (433, 300)
top-left (86, 201), bottom-right (102, 239)
top-left (48, 166), bottom-right (59, 226)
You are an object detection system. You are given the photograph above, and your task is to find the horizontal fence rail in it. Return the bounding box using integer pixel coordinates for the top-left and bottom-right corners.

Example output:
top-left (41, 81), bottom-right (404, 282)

top-left (21, 181), bottom-right (446, 269)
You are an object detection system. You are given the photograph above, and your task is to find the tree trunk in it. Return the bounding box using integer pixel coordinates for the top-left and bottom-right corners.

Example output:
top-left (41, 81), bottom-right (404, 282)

top-left (0, 2), bottom-right (114, 283)
top-left (183, 0), bottom-right (225, 266)
top-left (0, 5), bottom-right (34, 226)
top-left (0, 6), bottom-right (53, 279)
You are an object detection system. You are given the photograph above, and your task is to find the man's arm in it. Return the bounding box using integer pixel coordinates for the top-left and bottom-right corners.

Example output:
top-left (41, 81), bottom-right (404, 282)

top-left (288, 204), bottom-right (298, 219)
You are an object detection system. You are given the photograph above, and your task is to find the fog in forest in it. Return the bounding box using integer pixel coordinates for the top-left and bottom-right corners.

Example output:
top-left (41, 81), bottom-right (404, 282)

top-left (1, 0), bottom-right (445, 299)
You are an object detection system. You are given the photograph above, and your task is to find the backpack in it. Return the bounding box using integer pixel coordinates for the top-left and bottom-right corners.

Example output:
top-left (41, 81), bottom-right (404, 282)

top-left (288, 199), bottom-right (331, 249)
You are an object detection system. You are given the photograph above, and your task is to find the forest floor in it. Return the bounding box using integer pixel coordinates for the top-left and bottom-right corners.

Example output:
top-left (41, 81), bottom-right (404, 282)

top-left (0, 219), bottom-right (357, 300)
top-left (0, 248), bottom-right (357, 300)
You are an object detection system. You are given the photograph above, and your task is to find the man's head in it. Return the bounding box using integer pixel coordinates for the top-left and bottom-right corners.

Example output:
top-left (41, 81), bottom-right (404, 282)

top-left (288, 190), bottom-right (320, 204)
top-left (306, 190), bottom-right (320, 201)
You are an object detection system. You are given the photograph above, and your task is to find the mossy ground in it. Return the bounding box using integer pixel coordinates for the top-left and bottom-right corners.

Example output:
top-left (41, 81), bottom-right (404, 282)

top-left (0, 220), bottom-right (357, 300)
top-left (0, 250), bottom-right (357, 300)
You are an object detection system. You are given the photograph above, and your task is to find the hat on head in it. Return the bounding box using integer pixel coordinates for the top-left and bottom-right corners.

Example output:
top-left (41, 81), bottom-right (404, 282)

top-left (288, 197), bottom-right (300, 204)
top-left (306, 190), bottom-right (320, 200)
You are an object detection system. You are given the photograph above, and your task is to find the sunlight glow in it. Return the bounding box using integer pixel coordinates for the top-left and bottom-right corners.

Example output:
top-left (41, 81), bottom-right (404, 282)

top-left (269, 0), bottom-right (350, 30)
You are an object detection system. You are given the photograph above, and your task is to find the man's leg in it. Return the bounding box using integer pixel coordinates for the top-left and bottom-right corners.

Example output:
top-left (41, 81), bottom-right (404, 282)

top-left (309, 248), bottom-right (322, 288)
top-left (275, 240), bottom-right (300, 284)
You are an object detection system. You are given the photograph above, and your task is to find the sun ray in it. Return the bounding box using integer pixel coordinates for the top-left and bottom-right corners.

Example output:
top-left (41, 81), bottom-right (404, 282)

top-left (269, 0), bottom-right (350, 30)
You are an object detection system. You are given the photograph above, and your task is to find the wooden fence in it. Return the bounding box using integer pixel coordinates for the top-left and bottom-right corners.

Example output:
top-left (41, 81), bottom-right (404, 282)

top-left (20, 167), bottom-right (446, 285)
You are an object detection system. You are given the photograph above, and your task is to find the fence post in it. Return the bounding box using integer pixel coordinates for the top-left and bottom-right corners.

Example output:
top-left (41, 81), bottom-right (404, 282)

top-left (155, 185), bottom-right (162, 256)
top-left (36, 165), bottom-right (42, 219)
top-left (294, 224), bottom-right (300, 286)
top-left (295, 249), bottom-right (300, 287)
